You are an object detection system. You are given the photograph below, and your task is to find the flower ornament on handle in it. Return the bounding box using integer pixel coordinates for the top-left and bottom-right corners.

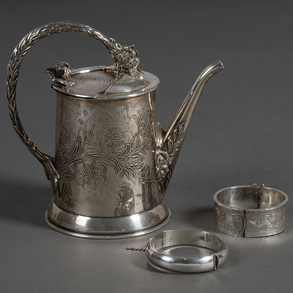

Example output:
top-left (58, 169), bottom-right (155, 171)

top-left (113, 43), bottom-right (143, 78)
top-left (45, 62), bottom-right (73, 88)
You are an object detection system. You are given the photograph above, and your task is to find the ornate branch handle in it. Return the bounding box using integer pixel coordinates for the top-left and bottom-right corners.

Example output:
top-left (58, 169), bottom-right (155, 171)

top-left (6, 21), bottom-right (140, 183)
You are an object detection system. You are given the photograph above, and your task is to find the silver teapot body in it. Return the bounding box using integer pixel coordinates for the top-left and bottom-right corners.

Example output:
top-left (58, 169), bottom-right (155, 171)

top-left (6, 21), bottom-right (223, 238)
top-left (46, 87), bottom-right (170, 238)
top-left (54, 91), bottom-right (161, 217)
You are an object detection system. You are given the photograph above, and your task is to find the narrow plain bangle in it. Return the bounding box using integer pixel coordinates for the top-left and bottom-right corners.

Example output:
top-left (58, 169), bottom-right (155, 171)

top-left (145, 229), bottom-right (229, 273)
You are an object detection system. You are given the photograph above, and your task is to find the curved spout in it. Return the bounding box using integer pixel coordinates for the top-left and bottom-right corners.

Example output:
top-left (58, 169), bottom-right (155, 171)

top-left (155, 61), bottom-right (224, 195)
top-left (164, 60), bottom-right (224, 144)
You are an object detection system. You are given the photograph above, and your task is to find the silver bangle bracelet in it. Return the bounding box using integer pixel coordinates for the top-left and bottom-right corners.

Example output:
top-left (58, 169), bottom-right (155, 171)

top-left (145, 230), bottom-right (229, 273)
top-left (214, 184), bottom-right (288, 237)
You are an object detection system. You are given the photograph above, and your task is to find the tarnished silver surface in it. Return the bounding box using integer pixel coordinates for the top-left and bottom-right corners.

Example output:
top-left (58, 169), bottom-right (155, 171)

top-left (6, 21), bottom-right (223, 238)
top-left (145, 230), bottom-right (229, 273)
top-left (53, 92), bottom-right (162, 217)
top-left (214, 184), bottom-right (288, 237)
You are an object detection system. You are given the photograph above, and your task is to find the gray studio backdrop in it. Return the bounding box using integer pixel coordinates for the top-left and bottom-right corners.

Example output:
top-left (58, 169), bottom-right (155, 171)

top-left (1, 1), bottom-right (293, 292)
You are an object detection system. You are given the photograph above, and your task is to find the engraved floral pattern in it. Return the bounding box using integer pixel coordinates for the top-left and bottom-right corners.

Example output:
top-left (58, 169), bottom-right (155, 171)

top-left (114, 182), bottom-right (135, 216)
top-left (140, 165), bottom-right (160, 210)
top-left (215, 204), bottom-right (244, 236)
top-left (215, 206), bottom-right (226, 222)
top-left (55, 101), bottom-right (152, 206)
top-left (248, 212), bottom-right (279, 232)
top-left (227, 213), bottom-right (244, 231)
top-left (72, 156), bottom-right (106, 188)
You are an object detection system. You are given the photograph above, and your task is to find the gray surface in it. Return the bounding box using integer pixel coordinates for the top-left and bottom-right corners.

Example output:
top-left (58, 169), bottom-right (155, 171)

top-left (1, 0), bottom-right (293, 292)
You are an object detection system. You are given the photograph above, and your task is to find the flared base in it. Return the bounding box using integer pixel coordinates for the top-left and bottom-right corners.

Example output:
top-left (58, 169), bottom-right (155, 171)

top-left (45, 200), bottom-right (171, 239)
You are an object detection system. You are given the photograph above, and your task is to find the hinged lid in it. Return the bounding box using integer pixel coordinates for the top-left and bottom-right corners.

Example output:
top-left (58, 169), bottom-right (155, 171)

top-left (46, 63), bottom-right (159, 99)
top-left (45, 31), bottom-right (160, 99)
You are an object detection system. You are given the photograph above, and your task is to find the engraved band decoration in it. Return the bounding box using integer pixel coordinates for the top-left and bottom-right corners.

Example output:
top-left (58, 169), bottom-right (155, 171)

top-left (6, 21), bottom-right (141, 185)
top-left (213, 184), bottom-right (288, 237)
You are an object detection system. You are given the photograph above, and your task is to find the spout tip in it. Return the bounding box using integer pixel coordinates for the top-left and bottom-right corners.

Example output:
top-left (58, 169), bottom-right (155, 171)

top-left (212, 60), bottom-right (224, 71)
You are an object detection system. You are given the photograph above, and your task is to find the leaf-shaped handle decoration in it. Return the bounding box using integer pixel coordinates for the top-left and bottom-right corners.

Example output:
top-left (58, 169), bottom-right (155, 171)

top-left (6, 21), bottom-right (140, 186)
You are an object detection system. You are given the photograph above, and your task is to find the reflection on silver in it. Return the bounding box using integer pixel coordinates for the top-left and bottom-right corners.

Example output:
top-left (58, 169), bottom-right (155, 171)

top-left (75, 216), bottom-right (90, 227)
top-left (145, 230), bottom-right (229, 273)
top-left (6, 21), bottom-right (223, 238)
top-left (45, 201), bottom-right (171, 239)
top-left (214, 184), bottom-right (288, 237)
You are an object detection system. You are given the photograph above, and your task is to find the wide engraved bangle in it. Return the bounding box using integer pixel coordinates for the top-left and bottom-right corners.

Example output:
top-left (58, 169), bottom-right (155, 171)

top-left (214, 184), bottom-right (288, 237)
top-left (145, 229), bottom-right (229, 273)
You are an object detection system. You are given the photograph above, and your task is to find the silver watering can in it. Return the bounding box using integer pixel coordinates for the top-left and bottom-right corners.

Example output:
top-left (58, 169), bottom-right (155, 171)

top-left (6, 21), bottom-right (223, 238)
